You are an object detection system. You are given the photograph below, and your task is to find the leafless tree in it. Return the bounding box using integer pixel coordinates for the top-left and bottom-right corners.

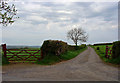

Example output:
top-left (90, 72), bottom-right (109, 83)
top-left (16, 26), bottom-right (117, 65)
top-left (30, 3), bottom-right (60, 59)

top-left (67, 28), bottom-right (88, 46)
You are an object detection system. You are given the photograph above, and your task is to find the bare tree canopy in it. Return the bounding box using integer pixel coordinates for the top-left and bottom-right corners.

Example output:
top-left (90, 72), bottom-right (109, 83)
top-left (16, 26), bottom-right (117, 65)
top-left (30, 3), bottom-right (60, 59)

top-left (67, 28), bottom-right (88, 46)
top-left (0, 1), bottom-right (19, 27)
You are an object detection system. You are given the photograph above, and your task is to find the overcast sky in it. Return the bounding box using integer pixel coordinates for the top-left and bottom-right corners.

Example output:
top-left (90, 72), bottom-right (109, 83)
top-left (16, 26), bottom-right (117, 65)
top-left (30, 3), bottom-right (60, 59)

top-left (1, 1), bottom-right (118, 46)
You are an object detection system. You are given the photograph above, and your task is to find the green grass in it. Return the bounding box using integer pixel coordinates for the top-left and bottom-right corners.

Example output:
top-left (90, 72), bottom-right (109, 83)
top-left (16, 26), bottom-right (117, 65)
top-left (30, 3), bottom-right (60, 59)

top-left (36, 55), bottom-right (61, 65)
top-left (0, 50), bottom-right (2, 65)
top-left (36, 47), bottom-right (87, 65)
top-left (60, 47), bottom-right (87, 60)
top-left (2, 55), bottom-right (10, 65)
top-left (91, 45), bottom-right (120, 65)
top-left (94, 45), bottom-right (112, 54)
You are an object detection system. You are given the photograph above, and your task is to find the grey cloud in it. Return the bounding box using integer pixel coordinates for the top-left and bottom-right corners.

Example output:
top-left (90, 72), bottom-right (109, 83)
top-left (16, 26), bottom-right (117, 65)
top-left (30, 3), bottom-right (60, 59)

top-left (3, 1), bottom-right (118, 45)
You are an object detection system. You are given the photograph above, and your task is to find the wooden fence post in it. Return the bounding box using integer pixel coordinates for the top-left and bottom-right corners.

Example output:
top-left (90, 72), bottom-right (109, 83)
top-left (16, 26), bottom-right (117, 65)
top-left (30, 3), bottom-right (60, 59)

top-left (41, 50), bottom-right (44, 59)
top-left (105, 46), bottom-right (108, 58)
top-left (2, 44), bottom-right (7, 58)
top-left (105, 46), bottom-right (109, 58)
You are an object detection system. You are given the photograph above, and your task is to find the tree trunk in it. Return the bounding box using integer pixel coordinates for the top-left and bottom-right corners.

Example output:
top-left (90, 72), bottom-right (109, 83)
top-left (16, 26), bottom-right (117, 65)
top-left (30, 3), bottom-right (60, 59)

top-left (75, 42), bottom-right (77, 46)
top-left (75, 42), bottom-right (78, 50)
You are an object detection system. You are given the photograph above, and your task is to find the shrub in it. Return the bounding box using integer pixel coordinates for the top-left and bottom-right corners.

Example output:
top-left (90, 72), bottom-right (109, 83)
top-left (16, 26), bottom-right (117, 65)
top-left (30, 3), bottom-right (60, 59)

top-left (96, 47), bottom-right (99, 50)
top-left (68, 45), bottom-right (77, 50)
top-left (2, 55), bottom-right (9, 65)
top-left (41, 40), bottom-right (68, 56)
top-left (112, 41), bottom-right (120, 59)
top-left (80, 44), bottom-right (86, 49)
top-left (68, 44), bottom-right (86, 50)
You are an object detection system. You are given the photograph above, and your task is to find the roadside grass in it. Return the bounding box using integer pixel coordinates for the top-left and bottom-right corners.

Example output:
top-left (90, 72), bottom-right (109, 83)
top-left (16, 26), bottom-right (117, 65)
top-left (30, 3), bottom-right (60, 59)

top-left (91, 45), bottom-right (120, 65)
top-left (94, 45), bottom-right (112, 53)
top-left (36, 47), bottom-right (87, 65)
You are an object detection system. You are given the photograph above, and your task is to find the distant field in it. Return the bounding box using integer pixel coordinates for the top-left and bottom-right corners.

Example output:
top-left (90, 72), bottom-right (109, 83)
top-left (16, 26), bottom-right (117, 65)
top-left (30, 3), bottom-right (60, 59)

top-left (92, 45), bottom-right (120, 64)
top-left (7, 46), bottom-right (40, 49)
top-left (7, 48), bottom-right (40, 50)
top-left (94, 45), bottom-right (112, 54)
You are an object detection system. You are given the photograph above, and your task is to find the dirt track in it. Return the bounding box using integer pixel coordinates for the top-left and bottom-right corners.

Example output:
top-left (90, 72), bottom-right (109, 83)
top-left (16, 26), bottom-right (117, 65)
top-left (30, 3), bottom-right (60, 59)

top-left (2, 47), bottom-right (119, 81)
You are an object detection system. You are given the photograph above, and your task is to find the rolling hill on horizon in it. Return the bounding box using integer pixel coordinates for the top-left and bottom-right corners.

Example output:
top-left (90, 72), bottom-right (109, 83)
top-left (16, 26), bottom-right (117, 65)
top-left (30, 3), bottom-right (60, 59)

top-left (6, 45), bottom-right (41, 49)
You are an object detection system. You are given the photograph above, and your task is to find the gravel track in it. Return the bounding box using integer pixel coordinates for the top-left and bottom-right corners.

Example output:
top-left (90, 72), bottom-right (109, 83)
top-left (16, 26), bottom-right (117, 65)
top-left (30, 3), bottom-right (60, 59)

top-left (2, 47), bottom-right (119, 81)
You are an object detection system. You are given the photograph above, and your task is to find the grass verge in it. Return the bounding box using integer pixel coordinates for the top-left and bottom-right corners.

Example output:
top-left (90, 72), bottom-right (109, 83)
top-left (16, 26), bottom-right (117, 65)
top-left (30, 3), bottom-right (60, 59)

top-left (91, 45), bottom-right (120, 65)
top-left (36, 47), bottom-right (87, 65)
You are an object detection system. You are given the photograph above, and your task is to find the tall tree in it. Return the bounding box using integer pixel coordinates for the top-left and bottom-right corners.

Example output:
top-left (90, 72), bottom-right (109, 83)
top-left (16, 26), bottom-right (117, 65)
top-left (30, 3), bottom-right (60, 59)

top-left (67, 28), bottom-right (88, 46)
top-left (0, 1), bottom-right (19, 26)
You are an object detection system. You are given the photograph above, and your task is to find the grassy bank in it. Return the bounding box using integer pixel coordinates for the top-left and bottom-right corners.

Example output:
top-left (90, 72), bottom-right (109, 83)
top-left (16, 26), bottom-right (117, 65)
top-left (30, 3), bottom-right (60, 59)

top-left (91, 45), bottom-right (120, 65)
top-left (36, 47), bottom-right (87, 65)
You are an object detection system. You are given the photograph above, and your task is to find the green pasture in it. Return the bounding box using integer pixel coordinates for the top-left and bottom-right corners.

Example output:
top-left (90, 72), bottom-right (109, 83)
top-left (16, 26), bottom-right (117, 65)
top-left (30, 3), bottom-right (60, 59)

top-left (94, 45), bottom-right (112, 54)
top-left (5, 48), bottom-right (41, 62)
top-left (92, 45), bottom-right (120, 65)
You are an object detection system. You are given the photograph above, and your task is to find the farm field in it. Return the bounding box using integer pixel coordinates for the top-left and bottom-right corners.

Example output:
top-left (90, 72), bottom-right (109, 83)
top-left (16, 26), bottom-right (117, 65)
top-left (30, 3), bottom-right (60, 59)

top-left (4, 48), bottom-right (41, 62)
top-left (92, 45), bottom-right (120, 65)
top-left (94, 45), bottom-right (112, 54)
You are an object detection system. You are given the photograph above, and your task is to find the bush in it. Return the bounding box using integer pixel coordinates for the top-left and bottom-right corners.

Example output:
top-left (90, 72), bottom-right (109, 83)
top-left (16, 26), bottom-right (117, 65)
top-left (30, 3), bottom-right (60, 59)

top-left (96, 47), bottom-right (99, 50)
top-left (80, 44), bottom-right (86, 49)
top-left (2, 55), bottom-right (9, 65)
top-left (41, 40), bottom-right (68, 56)
top-left (108, 56), bottom-right (120, 64)
top-left (68, 44), bottom-right (86, 50)
top-left (68, 45), bottom-right (77, 50)
top-left (112, 41), bottom-right (120, 59)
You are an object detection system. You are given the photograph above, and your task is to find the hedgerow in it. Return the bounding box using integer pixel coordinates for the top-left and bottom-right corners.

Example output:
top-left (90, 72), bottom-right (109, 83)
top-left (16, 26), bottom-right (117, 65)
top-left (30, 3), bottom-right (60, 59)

top-left (41, 40), bottom-right (68, 56)
top-left (112, 41), bottom-right (120, 59)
